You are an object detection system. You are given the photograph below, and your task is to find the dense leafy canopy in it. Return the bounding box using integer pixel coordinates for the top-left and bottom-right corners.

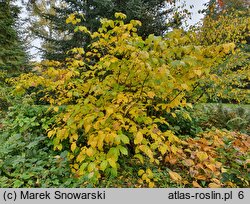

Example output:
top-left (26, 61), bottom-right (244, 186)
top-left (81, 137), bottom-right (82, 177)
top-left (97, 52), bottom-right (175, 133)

top-left (192, 1), bottom-right (250, 103)
top-left (10, 13), bottom-right (249, 187)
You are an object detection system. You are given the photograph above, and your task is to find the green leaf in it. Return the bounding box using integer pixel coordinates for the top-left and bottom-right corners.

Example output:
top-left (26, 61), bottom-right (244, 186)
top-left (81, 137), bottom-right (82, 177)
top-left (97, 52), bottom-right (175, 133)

top-left (134, 154), bottom-right (144, 163)
top-left (87, 162), bottom-right (96, 172)
top-left (110, 168), bottom-right (118, 177)
top-left (107, 147), bottom-right (120, 160)
top-left (79, 162), bottom-right (88, 171)
top-left (118, 145), bottom-right (128, 155)
top-left (120, 134), bottom-right (130, 144)
top-left (100, 160), bottom-right (108, 171)
top-left (13, 180), bottom-right (24, 188)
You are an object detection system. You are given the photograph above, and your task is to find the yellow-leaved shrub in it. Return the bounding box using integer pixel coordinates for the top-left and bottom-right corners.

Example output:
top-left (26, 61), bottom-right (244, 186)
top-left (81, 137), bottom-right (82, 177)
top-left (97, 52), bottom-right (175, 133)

top-left (11, 13), bottom-right (239, 186)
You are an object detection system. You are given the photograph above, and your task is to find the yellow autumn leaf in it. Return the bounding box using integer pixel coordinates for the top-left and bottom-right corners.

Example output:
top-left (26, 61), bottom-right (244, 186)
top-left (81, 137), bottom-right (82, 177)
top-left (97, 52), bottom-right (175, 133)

top-left (71, 133), bottom-right (78, 141)
top-left (110, 57), bottom-right (118, 63)
top-left (71, 142), bottom-right (77, 152)
top-left (54, 106), bottom-right (59, 112)
top-left (208, 183), bottom-right (221, 188)
top-left (148, 182), bottom-right (155, 188)
top-left (127, 23), bottom-right (133, 30)
top-left (192, 181), bottom-right (202, 188)
top-left (68, 153), bottom-right (74, 160)
top-left (171, 112), bottom-right (177, 118)
top-left (205, 163), bottom-right (216, 172)
top-left (194, 70), bottom-right (202, 76)
top-left (108, 157), bottom-right (117, 168)
top-left (84, 124), bottom-right (91, 133)
top-left (86, 148), bottom-right (94, 157)
top-left (138, 169), bottom-right (145, 176)
top-left (181, 83), bottom-right (189, 90)
top-left (139, 51), bottom-right (149, 59)
top-left (196, 175), bottom-right (207, 180)
top-left (147, 91), bottom-right (155, 99)
top-left (130, 125), bottom-right (137, 133)
top-left (171, 144), bottom-right (178, 155)
top-left (73, 163), bottom-right (79, 170)
top-left (196, 151), bottom-right (208, 161)
top-left (115, 12), bottom-right (127, 19)
top-left (169, 171), bottom-right (182, 182)
top-left (66, 14), bottom-right (75, 24)
top-left (55, 144), bottom-right (63, 151)
top-left (106, 107), bottom-right (114, 117)
top-left (117, 93), bottom-right (128, 103)
top-left (159, 144), bottom-right (168, 155)
top-left (78, 26), bottom-right (88, 32)
top-left (76, 153), bottom-right (85, 163)
top-left (211, 178), bottom-right (221, 185)
top-left (48, 130), bottom-right (55, 138)
top-left (141, 173), bottom-right (148, 181)
top-left (146, 168), bottom-right (153, 179)
top-left (183, 159), bottom-right (195, 167)
top-left (222, 43), bottom-right (235, 54)
top-left (134, 131), bottom-right (143, 144)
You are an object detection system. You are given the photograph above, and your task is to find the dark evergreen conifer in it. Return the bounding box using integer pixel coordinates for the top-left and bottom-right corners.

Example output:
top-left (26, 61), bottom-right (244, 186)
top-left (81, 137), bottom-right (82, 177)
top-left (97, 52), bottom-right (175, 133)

top-left (0, 0), bottom-right (28, 73)
top-left (27, 0), bottom-right (187, 61)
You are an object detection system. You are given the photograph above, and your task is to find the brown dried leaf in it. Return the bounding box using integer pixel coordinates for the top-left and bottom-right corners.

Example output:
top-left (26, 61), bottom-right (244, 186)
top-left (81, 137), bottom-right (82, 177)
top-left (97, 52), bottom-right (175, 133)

top-left (169, 171), bottom-right (182, 182)
top-left (192, 181), bottom-right (202, 188)
top-left (208, 182), bottom-right (221, 188)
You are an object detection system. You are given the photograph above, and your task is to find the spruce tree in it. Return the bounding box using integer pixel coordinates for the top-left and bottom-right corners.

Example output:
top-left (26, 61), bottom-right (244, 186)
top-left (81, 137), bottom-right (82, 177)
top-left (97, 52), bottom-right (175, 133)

top-left (27, 0), bottom-right (187, 61)
top-left (0, 0), bottom-right (27, 74)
